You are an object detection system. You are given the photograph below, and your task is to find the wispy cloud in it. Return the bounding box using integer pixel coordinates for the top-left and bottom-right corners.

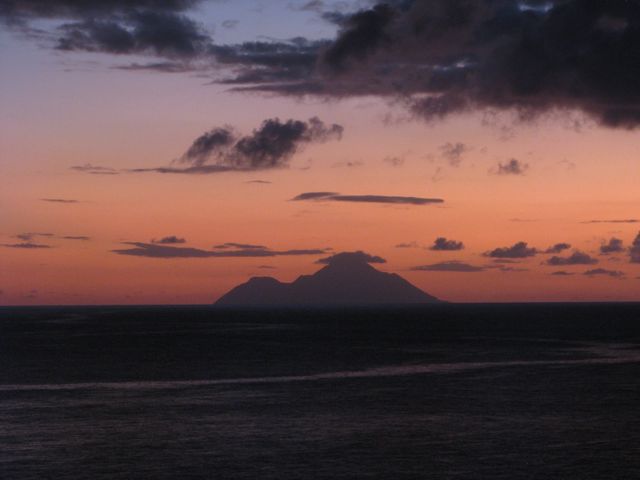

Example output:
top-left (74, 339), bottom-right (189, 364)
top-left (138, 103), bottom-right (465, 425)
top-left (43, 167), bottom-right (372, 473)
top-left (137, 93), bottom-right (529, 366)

top-left (2, 242), bottom-right (52, 249)
top-left (40, 198), bottom-right (79, 204)
top-left (61, 236), bottom-right (90, 241)
top-left (213, 242), bottom-right (266, 250)
top-left (112, 242), bottom-right (328, 259)
top-left (15, 232), bottom-right (54, 241)
top-left (395, 241), bottom-right (420, 249)
top-left (412, 261), bottom-right (484, 273)
top-left (70, 164), bottom-right (119, 175)
top-left (439, 142), bottom-right (469, 167)
top-left (582, 219), bottom-right (640, 224)
top-left (291, 192), bottom-right (444, 205)
top-left (584, 268), bottom-right (625, 278)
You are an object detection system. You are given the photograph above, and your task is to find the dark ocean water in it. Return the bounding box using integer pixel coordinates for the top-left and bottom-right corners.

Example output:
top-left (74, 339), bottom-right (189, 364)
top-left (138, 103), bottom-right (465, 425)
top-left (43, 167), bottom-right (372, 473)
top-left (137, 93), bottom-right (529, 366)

top-left (1, 304), bottom-right (640, 479)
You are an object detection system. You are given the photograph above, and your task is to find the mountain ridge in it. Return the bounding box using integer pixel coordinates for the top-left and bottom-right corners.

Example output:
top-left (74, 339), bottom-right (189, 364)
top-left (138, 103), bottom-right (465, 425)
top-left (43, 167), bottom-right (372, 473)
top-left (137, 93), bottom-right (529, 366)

top-left (215, 251), bottom-right (441, 306)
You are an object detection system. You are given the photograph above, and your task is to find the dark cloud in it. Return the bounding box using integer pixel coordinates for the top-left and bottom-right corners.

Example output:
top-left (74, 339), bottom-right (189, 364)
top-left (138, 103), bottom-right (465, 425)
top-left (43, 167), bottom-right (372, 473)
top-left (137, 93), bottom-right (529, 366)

top-left (141, 118), bottom-right (342, 174)
top-left (56, 10), bottom-right (210, 57)
top-left (213, 242), bottom-right (266, 250)
top-left (291, 192), bottom-right (444, 205)
top-left (631, 232), bottom-right (640, 263)
top-left (494, 159), bottom-right (528, 176)
top-left (246, 180), bottom-right (272, 184)
top-left (1, 1), bottom-right (326, 87)
top-left (584, 268), bottom-right (625, 278)
top-left (212, 38), bottom-right (325, 84)
top-left (320, 11), bottom-right (351, 26)
top-left (311, 0), bottom-right (640, 129)
top-left (322, 4), bottom-right (395, 72)
top-left (228, 117), bottom-right (343, 170)
top-left (485, 241), bottom-right (537, 258)
top-left (70, 163), bottom-right (119, 175)
top-left (15, 232), bottom-right (54, 241)
top-left (317, 251), bottom-right (386, 265)
top-left (292, 191), bottom-right (339, 201)
top-left (0, 1), bottom-right (201, 19)
top-left (600, 237), bottom-right (624, 254)
top-left (40, 198), bottom-right (79, 203)
top-left (439, 142), bottom-right (468, 167)
top-left (544, 242), bottom-right (571, 254)
top-left (62, 236), bottom-right (90, 241)
top-left (178, 127), bottom-right (236, 166)
top-left (152, 236), bottom-right (186, 244)
top-left (412, 261), bottom-right (485, 273)
top-left (228, 1), bottom-right (640, 130)
top-left (112, 242), bottom-right (328, 258)
top-left (546, 250), bottom-right (599, 266)
top-left (430, 237), bottom-right (464, 251)
top-left (2, 242), bottom-right (52, 249)
top-left (11, 1), bottom-right (640, 130)
top-left (329, 195), bottom-right (441, 205)
top-left (582, 219), bottom-right (640, 224)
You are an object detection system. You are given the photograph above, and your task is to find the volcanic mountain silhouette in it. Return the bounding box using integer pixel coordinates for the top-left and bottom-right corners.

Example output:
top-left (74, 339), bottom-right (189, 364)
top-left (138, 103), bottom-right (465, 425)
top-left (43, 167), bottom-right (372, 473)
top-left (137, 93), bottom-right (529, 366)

top-left (215, 251), bottom-right (441, 306)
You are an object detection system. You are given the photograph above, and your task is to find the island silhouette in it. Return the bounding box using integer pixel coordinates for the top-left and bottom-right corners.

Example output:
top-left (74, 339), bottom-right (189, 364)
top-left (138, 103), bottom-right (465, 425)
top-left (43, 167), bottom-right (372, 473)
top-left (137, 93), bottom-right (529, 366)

top-left (215, 251), bottom-right (441, 306)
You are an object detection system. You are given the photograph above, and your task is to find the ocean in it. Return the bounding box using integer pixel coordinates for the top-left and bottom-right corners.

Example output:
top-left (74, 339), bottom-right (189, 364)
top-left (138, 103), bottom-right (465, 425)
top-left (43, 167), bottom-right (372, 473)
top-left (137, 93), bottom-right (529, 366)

top-left (1, 304), bottom-right (639, 479)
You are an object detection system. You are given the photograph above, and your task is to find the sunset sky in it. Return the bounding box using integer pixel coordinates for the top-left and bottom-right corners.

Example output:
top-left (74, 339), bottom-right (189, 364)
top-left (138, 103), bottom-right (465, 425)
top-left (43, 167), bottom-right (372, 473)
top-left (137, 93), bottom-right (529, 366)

top-left (1, 0), bottom-right (639, 305)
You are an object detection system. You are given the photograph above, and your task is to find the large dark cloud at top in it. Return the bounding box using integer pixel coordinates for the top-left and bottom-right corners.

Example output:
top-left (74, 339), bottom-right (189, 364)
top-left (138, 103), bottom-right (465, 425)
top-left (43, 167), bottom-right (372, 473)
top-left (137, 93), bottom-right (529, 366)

top-left (7, 1), bottom-right (640, 129)
top-left (240, 0), bottom-right (640, 130)
top-left (310, 0), bottom-right (640, 128)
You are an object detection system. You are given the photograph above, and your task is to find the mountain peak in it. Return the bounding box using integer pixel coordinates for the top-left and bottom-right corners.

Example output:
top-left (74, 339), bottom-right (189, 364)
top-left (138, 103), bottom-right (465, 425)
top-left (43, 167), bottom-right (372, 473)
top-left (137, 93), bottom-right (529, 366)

top-left (215, 251), bottom-right (441, 306)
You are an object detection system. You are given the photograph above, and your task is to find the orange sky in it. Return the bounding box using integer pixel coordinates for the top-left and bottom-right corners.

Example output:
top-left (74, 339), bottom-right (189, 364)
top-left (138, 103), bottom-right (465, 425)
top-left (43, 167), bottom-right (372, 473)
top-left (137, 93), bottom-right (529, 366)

top-left (1, 3), bottom-right (639, 305)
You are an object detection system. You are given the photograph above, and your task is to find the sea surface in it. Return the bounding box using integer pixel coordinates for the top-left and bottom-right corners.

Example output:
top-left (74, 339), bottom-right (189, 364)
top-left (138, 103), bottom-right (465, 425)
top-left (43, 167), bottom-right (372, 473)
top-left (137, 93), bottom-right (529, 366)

top-left (1, 304), bottom-right (640, 479)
